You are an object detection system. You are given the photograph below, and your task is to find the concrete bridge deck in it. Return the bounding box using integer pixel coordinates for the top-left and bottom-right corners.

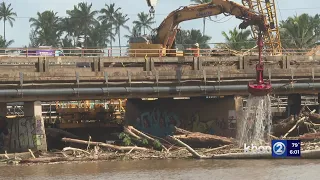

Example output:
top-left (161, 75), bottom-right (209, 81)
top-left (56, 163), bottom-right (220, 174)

top-left (0, 55), bottom-right (320, 102)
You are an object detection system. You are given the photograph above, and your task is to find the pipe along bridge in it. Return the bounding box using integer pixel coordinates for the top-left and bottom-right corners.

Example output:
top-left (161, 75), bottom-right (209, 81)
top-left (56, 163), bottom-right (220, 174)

top-left (0, 55), bottom-right (320, 101)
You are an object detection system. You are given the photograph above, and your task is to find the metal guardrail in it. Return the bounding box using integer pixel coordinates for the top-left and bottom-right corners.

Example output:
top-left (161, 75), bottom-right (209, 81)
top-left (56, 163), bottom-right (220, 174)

top-left (242, 95), bottom-right (319, 113)
top-left (0, 47), bottom-right (316, 57)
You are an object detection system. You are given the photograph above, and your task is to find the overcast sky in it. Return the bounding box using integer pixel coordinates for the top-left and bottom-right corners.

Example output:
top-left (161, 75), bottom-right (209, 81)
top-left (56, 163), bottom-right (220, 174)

top-left (1, 0), bottom-right (319, 47)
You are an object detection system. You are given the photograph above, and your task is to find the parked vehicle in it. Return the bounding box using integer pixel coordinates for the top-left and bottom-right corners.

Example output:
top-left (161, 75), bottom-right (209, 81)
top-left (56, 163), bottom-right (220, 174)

top-left (20, 46), bottom-right (65, 57)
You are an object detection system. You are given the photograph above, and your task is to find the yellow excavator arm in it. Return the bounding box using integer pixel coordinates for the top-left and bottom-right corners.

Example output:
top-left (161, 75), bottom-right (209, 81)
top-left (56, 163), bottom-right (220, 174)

top-left (154, 0), bottom-right (268, 50)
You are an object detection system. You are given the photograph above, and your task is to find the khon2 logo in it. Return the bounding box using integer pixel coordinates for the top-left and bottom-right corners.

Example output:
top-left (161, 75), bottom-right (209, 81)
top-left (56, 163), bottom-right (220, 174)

top-left (272, 141), bottom-right (287, 156)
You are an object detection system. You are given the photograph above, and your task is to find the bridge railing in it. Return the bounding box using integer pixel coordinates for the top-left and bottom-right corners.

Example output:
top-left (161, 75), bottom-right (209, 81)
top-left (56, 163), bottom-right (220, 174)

top-left (0, 47), bottom-right (316, 57)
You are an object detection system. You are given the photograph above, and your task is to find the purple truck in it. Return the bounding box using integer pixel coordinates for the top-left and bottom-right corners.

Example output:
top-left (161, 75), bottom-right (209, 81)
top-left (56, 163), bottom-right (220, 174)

top-left (21, 46), bottom-right (64, 56)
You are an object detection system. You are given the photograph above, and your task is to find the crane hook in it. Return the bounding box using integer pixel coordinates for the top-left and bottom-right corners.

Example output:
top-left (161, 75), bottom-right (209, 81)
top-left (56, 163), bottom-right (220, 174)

top-left (149, 6), bottom-right (155, 18)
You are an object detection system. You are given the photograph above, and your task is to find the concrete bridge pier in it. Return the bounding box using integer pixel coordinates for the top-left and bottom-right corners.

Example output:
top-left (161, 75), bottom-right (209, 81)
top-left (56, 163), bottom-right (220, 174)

top-left (286, 94), bottom-right (302, 117)
top-left (23, 101), bottom-right (47, 152)
top-left (0, 101), bottom-right (47, 153)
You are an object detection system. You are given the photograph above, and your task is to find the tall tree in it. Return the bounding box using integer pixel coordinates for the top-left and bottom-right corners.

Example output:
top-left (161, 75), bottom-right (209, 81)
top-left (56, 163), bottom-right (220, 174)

top-left (0, 35), bottom-right (13, 48)
top-left (190, 0), bottom-right (213, 36)
top-left (29, 11), bottom-right (62, 46)
top-left (279, 13), bottom-right (320, 49)
top-left (133, 12), bottom-right (155, 35)
top-left (99, 3), bottom-right (121, 48)
top-left (67, 2), bottom-right (98, 48)
top-left (28, 29), bottom-right (39, 47)
top-left (0, 2), bottom-right (17, 41)
top-left (124, 26), bottom-right (140, 39)
top-left (114, 12), bottom-right (130, 55)
top-left (60, 17), bottom-right (78, 47)
top-left (176, 29), bottom-right (211, 49)
top-left (219, 27), bottom-right (255, 51)
top-left (87, 22), bottom-right (113, 48)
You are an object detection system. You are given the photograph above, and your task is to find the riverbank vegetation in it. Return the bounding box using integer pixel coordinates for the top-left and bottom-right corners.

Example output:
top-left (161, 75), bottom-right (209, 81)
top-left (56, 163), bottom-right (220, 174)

top-left (0, 2), bottom-right (320, 50)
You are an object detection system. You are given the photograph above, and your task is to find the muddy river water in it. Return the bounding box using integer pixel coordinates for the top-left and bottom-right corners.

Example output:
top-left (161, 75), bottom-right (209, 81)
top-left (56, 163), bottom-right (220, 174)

top-left (0, 159), bottom-right (319, 180)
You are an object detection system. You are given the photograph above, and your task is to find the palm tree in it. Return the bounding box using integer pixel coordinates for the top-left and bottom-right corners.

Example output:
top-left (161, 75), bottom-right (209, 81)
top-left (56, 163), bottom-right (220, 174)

top-left (133, 12), bottom-right (155, 35)
top-left (67, 2), bottom-right (98, 48)
top-left (220, 27), bottom-right (255, 51)
top-left (0, 35), bottom-right (13, 48)
top-left (60, 17), bottom-right (78, 47)
top-left (29, 11), bottom-right (63, 46)
top-left (176, 29), bottom-right (211, 49)
top-left (190, 0), bottom-right (213, 36)
top-left (99, 3), bottom-right (121, 49)
top-left (87, 22), bottom-right (113, 48)
top-left (279, 13), bottom-right (320, 49)
top-left (0, 2), bottom-right (17, 41)
top-left (125, 26), bottom-right (140, 39)
top-left (114, 12), bottom-right (130, 55)
top-left (28, 29), bottom-right (39, 47)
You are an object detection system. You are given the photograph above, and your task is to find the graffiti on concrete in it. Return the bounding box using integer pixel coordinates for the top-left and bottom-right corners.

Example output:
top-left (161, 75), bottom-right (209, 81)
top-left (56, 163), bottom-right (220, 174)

top-left (0, 116), bottom-right (46, 152)
top-left (135, 108), bottom-right (181, 137)
top-left (186, 112), bottom-right (228, 135)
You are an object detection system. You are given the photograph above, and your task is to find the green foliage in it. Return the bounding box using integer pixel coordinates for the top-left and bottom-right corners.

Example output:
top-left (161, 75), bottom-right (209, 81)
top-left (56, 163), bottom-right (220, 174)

top-left (153, 139), bottom-right (162, 150)
top-left (142, 138), bottom-right (148, 145)
top-left (26, 2), bottom-right (130, 49)
top-left (176, 29), bottom-right (211, 49)
top-left (29, 11), bottom-right (63, 47)
top-left (0, 35), bottom-right (13, 48)
top-left (279, 13), bottom-right (320, 49)
top-left (119, 132), bottom-right (132, 146)
top-left (219, 27), bottom-right (255, 51)
top-left (0, 2), bottom-right (17, 41)
top-left (133, 12), bottom-right (155, 35)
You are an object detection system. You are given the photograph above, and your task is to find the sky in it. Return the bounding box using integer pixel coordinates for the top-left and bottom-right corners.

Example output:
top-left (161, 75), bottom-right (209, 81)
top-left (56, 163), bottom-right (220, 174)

top-left (1, 0), bottom-right (320, 47)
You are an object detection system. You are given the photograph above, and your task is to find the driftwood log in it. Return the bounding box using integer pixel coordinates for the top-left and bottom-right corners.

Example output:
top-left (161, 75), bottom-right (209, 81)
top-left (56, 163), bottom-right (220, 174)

top-left (125, 126), bottom-right (168, 151)
top-left (167, 136), bottom-right (208, 159)
top-left (299, 132), bottom-right (320, 140)
top-left (272, 108), bottom-right (319, 137)
top-left (304, 113), bottom-right (320, 124)
top-left (62, 138), bottom-right (150, 152)
top-left (174, 126), bottom-right (192, 135)
top-left (172, 132), bottom-right (233, 148)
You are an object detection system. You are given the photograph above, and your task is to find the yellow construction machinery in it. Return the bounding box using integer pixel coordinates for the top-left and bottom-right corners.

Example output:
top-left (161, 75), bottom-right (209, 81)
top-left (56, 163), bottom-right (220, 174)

top-left (54, 99), bottom-right (126, 129)
top-left (131, 0), bottom-right (269, 57)
top-left (242, 0), bottom-right (282, 55)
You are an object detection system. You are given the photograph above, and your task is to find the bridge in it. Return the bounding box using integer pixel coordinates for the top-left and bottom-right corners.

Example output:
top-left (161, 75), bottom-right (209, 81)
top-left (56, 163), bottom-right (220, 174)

top-left (0, 49), bottom-right (320, 102)
top-left (1, 47), bottom-right (320, 153)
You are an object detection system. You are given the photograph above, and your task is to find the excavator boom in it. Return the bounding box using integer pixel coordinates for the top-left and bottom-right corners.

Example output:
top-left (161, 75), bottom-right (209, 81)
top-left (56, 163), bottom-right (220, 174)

top-left (154, 0), bottom-right (268, 49)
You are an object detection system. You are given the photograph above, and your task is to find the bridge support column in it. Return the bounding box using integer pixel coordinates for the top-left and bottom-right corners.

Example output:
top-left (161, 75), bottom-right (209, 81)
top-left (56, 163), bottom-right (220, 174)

top-left (92, 58), bottom-right (101, 72)
top-left (24, 101), bottom-right (42, 117)
top-left (0, 102), bottom-right (6, 116)
top-left (286, 94), bottom-right (301, 117)
top-left (23, 101), bottom-right (47, 151)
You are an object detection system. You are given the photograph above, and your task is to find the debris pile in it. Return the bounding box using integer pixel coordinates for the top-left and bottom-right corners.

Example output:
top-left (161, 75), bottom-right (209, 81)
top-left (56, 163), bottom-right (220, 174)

top-left (2, 106), bottom-right (320, 164)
